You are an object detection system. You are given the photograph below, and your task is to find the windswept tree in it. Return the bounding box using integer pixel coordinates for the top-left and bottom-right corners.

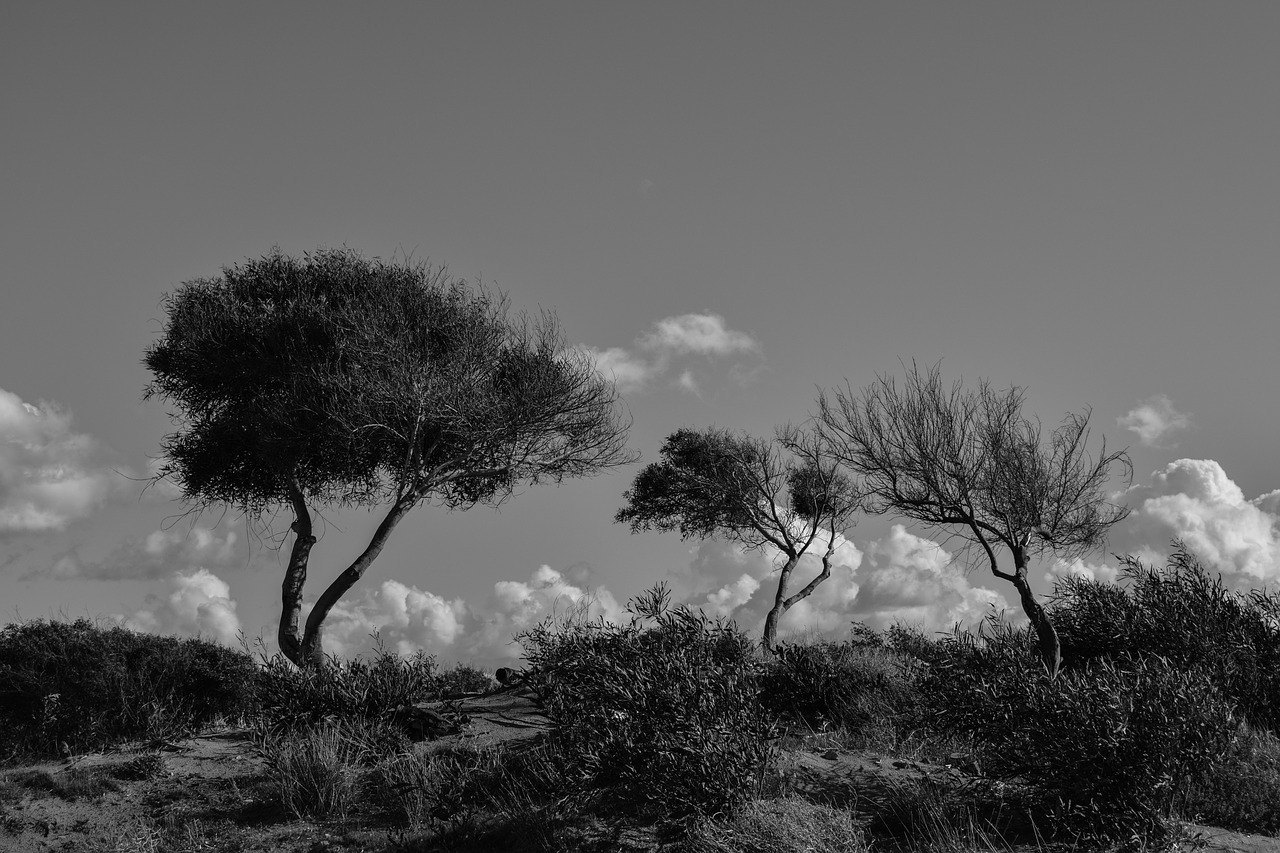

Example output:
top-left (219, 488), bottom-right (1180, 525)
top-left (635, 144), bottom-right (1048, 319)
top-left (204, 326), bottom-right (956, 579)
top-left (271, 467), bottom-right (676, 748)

top-left (615, 425), bottom-right (862, 653)
top-left (145, 247), bottom-right (634, 668)
top-left (817, 363), bottom-right (1131, 677)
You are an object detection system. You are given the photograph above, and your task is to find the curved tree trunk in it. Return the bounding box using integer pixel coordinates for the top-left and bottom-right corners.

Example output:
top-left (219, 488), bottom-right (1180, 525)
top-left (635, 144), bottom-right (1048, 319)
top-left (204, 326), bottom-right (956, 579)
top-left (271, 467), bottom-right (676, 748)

top-left (278, 486), bottom-right (317, 667)
top-left (1012, 571), bottom-right (1061, 678)
top-left (298, 494), bottom-right (418, 668)
top-left (761, 556), bottom-right (798, 656)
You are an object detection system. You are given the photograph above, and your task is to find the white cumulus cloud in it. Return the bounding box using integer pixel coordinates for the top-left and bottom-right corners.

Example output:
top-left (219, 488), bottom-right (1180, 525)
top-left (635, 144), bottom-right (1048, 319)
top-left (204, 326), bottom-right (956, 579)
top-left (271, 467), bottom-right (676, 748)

top-left (666, 524), bottom-right (1010, 643)
top-left (1118, 394), bottom-right (1191, 446)
top-left (320, 579), bottom-right (469, 659)
top-left (1109, 459), bottom-right (1280, 585)
top-left (0, 387), bottom-right (115, 534)
top-left (124, 569), bottom-right (242, 646)
top-left (465, 564), bottom-right (625, 663)
top-left (304, 564), bottom-right (626, 669)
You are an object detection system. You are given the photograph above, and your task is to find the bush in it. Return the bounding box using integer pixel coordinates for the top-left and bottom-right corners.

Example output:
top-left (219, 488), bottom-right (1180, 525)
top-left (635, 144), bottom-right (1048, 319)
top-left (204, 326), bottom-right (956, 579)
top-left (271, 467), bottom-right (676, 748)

top-left (0, 619), bottom-right (256, 759)
top-left (516, 583), bottom-right (774, 826)
top-left (1180, 722), bottom-right (1280, 835)
top-left (434, 662), bottom-right (495, 697)
top-left (758, 629), bottom-right (921, 736)
top-left (922, 617), bottom-right (1237, 845)
top-left (253, 645), bottom-right (439, 734)
top-left (1052, 544), bottom-right (1280, 731)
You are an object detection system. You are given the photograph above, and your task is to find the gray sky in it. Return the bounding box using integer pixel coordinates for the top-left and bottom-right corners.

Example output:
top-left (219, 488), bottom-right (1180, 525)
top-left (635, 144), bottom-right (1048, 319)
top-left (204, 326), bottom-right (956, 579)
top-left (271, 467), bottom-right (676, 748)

top-left (3, 3), bottom-right (1278, 666)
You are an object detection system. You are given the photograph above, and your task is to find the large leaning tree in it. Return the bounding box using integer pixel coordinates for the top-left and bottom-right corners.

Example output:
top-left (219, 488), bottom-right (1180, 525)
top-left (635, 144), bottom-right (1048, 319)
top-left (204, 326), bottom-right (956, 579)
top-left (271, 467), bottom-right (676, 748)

top-left (144, 247), bottom-right (635, 669)
top-left (816, 363), bottom-right (1131, 677)
top-left (615, 425), bottom-right (862, 654)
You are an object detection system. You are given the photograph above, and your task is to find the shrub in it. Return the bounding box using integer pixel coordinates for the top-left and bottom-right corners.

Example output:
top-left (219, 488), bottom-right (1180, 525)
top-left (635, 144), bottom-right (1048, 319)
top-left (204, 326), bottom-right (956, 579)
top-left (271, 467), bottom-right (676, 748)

top-left (1052, 544), bottom-right (1280, 731)
top-left (758, 630), bottom-right (920, 735)
top-left (922, 617), bottom-right (1237, 845)
top-left (1180, 722), bottom-right (1280, 835)
top-left (516, 583), bottom-right (774, 826)
top-left (0, 619), bottom-right (256, 759)
top-left (252, 645), bottom-right (438, 734)
top-left (434, 662), bottom-right (495, 697)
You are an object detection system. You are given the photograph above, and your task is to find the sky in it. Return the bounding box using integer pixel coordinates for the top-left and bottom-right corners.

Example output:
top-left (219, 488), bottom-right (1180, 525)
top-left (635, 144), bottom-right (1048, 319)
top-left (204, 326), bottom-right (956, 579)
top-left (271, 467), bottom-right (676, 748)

top-left (2, 2), bottom-right (1278, 669)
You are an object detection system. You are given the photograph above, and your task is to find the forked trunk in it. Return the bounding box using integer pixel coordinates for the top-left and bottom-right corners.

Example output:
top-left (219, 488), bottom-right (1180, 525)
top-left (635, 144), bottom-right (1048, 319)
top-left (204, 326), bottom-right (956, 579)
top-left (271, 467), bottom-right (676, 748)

top-left (762, 544), bottom-right (837, 656)
top-left (297, 494), bottom-right (418, 669)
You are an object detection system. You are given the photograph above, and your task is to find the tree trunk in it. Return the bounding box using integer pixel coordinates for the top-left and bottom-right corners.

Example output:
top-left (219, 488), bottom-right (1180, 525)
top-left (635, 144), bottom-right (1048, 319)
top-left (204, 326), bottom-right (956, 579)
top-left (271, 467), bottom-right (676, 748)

top-left (762, 556), bottom-right (800, 655)
top-left (278, 487), bottom-right (317, 667)
top-left (298, 494), bottom-right (418, 668)
top-left (1011, 571), bottom-right (1061, 678)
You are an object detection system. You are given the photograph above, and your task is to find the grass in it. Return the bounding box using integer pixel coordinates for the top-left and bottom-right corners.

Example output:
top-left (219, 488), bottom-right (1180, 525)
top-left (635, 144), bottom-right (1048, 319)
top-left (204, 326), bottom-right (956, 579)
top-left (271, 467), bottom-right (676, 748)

top-left (1, 765), bottom-right (122, 801)
top-left (685, 796), bottom-right (867, 853)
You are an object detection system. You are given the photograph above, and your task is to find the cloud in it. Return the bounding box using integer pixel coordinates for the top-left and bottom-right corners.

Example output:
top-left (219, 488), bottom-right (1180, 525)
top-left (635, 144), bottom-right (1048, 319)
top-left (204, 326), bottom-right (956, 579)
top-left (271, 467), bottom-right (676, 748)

top-left (582, 346), bottom-right (658, 394)
top-left (0, 387), bottom-right (116, 534)
top-left (581, 313), bottom-right (760, 395)
top-left (467, 564), bottom-right (626, 662)
top-left (124, 569), bottom-right (242, 646)
top-left (1118, 394), bottom-right (1190, 446)
top-left (320, 580), bottom-right (470, 659)
top-left (667, 524), bottom-right (1010, 643)
top-left (1044, 557), bottom-right (1120, 586)
top-left (41, 525), bottom-right (243, 580)
top-left (638, 313), bottom-right (759, 357)
top-left (310, 564), bottom-right (626, 668)
top-left (1109, 459), bottom-right (1280, 585)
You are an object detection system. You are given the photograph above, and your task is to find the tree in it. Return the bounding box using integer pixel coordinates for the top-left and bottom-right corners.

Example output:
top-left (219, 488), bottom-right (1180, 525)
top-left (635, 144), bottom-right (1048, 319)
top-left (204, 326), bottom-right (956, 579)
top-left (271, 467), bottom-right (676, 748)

top-left (615, 425), bottom-right (861, 653)
top-left (144, 247), bottom-right (635, 668)
top-left (816, 362), bottom-right (1131, 677)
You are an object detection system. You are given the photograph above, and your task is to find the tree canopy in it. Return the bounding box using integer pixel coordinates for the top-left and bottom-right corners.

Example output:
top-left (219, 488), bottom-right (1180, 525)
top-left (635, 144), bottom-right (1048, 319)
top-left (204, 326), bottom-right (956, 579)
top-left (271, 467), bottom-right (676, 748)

top-left (145, 247), bottom-right (635, 666)
top-left (616, 425), bottom-right (861, 652)
top-left (817, 362), bottom-right (1131, 676)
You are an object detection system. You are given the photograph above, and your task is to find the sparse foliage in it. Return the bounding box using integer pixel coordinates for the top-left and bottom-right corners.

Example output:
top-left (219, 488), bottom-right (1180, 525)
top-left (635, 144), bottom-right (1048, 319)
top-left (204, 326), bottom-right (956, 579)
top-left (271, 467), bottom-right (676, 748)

top-left (615, 426), bottom-right (861, 652)
top-left (144, 247), bottom-right (634, 667)
top-left (817, 362), bottom-right (1131, 675)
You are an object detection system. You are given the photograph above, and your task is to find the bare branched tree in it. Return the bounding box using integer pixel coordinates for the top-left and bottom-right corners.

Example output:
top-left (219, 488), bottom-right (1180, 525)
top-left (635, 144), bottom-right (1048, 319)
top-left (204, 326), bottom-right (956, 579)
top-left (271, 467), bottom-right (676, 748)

top-left (615, 425), bottom-right (861, 653)
top-left (145, 247), bottom-right (635, 668)
top-left (816, 362), bottom-right (1131, 676)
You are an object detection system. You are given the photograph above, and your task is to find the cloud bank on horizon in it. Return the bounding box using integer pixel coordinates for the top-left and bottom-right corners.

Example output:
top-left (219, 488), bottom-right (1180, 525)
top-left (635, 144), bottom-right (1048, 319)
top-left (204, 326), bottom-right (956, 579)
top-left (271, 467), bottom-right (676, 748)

top-left (582, 313), bottom-right (761, 395)
top-left (4, 384), bottom-right (1280, 668)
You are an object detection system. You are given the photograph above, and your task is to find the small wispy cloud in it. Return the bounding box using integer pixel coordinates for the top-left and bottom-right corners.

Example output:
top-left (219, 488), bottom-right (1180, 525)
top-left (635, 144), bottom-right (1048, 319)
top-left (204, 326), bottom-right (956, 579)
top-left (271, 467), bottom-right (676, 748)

top-left (581, 313), bottom-right (760, 395)
top-left (1118, 394), bottom-right (1190, 446)
top-left (581, 345), bottom-right (657, 394)
top-left (41, 524), bottom-right (243, 581)
top-left (638, 313), bottom-right (758, 357)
